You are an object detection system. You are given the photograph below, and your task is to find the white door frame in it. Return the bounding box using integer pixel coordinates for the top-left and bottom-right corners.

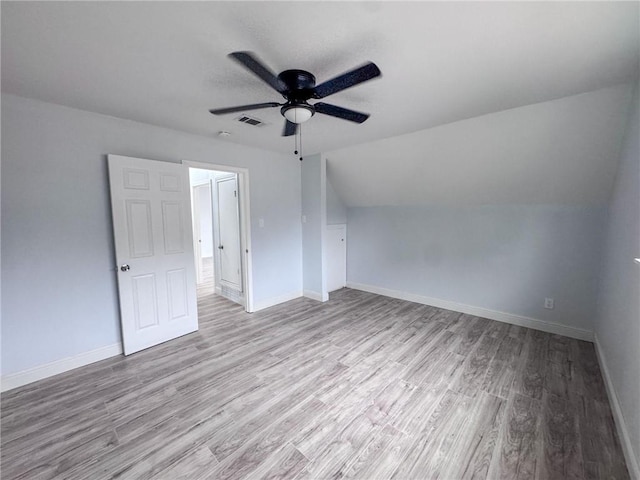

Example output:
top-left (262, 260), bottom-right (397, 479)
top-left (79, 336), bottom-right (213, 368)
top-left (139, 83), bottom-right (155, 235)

top-left (183, 160), bottom-right (254, 313)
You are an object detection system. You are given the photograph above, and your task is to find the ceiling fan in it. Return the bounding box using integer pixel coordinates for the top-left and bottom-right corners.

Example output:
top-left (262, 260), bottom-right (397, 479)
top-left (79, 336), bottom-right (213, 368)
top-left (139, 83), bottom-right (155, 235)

top-left (209, 51), bottom-right (381, 136)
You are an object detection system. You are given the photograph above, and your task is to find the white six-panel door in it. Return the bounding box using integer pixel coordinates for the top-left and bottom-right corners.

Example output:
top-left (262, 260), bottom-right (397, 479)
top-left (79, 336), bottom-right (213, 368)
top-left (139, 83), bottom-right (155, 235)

top-left (108, 155), bottom-right (198, 355)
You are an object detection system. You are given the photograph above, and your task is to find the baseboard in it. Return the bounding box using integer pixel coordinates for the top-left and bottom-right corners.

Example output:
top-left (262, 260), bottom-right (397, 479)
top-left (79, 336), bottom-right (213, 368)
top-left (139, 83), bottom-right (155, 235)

top-left (346, 282), bottom-right (594, 342)
top-left (1, 343), bottom-right (123, 393)
top-left (303, 290), bottom-right (326, 302)
top-left (252, 290), bottom-right (302, 312)
top-left (219, 284), bottom-right (245, 307)
top-left (594, 334), bottom-right (640, 480)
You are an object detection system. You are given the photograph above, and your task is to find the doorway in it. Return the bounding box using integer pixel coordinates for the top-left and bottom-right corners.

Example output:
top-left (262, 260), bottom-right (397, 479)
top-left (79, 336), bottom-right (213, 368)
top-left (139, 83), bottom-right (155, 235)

top-left (188, 164), bottom-right (252, 311)
top-left (191, 181), bottom-right (214, 287)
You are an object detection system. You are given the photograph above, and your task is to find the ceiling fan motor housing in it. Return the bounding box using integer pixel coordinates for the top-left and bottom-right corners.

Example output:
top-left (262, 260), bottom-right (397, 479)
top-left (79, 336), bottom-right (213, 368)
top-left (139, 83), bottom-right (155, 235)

top-left (278, 69), bottom-right (316, 101)
top-left (278, 70), bottom-right (317, 122)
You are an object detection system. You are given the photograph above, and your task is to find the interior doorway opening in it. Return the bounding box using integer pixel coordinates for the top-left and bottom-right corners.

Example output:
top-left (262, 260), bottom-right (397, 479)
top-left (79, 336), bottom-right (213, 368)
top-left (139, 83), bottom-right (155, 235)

top-left (188, 166), bottom-right (249, 309)
top-left (191, 178), bottom-right (215, 289)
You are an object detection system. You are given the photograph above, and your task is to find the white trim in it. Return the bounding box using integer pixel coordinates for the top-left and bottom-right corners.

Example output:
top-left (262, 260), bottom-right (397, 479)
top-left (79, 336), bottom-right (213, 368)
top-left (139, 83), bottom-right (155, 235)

top-left (1, 343), bottom-right (123, 392)
top-left (319, 155), bottom-right (328, 302)
top-left (346, 282), bottom-right (594, 342)
top-left (303, 290), bottom-right (326, 302)
top-left (182, 160), bottom-right (254, 313)
top-left (594, 334), bottom-right (640, 480)
top-left (253, 291), bottom-right (303, 312)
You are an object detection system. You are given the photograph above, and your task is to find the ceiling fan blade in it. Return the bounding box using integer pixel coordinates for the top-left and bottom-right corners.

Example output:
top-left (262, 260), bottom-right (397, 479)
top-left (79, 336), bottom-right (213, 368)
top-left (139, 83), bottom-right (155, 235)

top-left (313, 102), bottom-right (370, 123)
top-left (209, 102), bottom-right (281, 115)
top-left (229, 51), bottom-right (287, 94)
top-left (283, 119), bottom-right (298, 136)
top-left (313, 62), bottom-right (381, 99)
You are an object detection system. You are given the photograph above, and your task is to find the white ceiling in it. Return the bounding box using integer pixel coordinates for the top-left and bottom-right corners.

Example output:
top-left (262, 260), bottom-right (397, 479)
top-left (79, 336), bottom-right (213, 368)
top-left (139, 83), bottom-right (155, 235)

top-left (2, 1), bottom-right (638, 157)
top-left (2, 1), bottom-right (638, 206)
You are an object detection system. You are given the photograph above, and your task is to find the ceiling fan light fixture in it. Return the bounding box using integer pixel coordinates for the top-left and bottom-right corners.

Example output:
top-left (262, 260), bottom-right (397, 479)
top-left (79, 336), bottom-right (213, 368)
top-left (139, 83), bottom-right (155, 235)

top-left (282, 105), bottom-right (314, 124)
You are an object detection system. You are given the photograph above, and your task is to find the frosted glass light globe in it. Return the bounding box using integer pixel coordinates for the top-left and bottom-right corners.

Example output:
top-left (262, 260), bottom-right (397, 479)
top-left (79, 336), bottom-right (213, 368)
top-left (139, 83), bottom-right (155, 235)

top-left (283, 106), bottom-right (313, 124)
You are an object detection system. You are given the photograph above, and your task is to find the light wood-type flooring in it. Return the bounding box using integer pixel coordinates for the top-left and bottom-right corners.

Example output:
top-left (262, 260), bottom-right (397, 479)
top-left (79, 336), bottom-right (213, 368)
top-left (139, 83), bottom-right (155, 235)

top-left (1, 287), bottom-right (629, 479)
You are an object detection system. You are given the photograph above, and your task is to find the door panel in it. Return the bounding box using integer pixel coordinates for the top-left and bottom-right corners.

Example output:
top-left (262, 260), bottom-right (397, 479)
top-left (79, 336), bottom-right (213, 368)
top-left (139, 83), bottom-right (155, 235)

top-left (126, 200), bottom-right (154, 257)
top-left (167, 268), bottom-right (189, 320)
top-left (132, 274), bottom-right (159, 329)
top-left (326, 224), bottom-right (347, 292)
top-left (109, 154), bottom-right (198, 355)
top-left (160, 172), bottom-right (181, 192)
top-left (161, 201), bottom-right (185, 254)
top-left (215, 175), bottom-right (242, 292)
top-left (123, 168), bottom-right (150, 189)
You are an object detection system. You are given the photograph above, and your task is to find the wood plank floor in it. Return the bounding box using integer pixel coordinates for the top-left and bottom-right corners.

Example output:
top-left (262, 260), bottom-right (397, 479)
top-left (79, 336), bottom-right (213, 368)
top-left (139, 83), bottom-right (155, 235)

top-left (1, 288), bottom-right (630, 479)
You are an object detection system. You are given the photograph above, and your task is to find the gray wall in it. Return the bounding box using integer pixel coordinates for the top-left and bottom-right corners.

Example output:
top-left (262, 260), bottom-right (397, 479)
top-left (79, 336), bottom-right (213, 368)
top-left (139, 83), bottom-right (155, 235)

top-left (326, 176), bottom-right (347, 225)
top-left (595, 82), bottom-right (639, 470)
top-left (1, 94), bottom-right (302, 375)
top-left (347, 204), bottom-right (606, 330)
top-left (301, 154), bottom-right (326, 298)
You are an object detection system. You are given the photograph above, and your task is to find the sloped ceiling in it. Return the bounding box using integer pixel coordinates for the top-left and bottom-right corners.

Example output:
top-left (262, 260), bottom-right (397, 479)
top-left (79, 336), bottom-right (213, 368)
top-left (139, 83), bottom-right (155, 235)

top-left (2, 1), bottom-right (639, 205)
top-left (327, 84), bottom-right (634, 206)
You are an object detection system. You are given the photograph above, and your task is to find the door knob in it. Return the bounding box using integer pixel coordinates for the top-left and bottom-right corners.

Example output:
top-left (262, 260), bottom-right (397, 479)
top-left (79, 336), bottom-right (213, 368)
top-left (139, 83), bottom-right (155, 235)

top-left (120, 264), bottom-right (130, 272)
top-left (218, 245), bottom-right (224, 250)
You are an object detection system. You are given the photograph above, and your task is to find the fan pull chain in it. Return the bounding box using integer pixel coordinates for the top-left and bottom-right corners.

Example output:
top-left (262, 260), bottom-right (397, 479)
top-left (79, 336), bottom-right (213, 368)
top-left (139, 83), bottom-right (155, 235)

top-left (299, 125), bottom-right (303, 161)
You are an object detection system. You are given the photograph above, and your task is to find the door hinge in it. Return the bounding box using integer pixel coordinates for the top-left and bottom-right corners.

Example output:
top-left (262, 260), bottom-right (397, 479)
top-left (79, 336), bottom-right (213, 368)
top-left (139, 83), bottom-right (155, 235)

top-left (234, 190), bottom-right (237, 197)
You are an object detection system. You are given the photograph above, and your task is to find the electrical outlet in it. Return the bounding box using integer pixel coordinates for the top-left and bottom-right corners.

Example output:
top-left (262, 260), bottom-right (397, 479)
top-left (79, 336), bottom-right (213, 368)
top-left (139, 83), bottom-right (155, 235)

top-left (544, 297), bottom-right (554, 309)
